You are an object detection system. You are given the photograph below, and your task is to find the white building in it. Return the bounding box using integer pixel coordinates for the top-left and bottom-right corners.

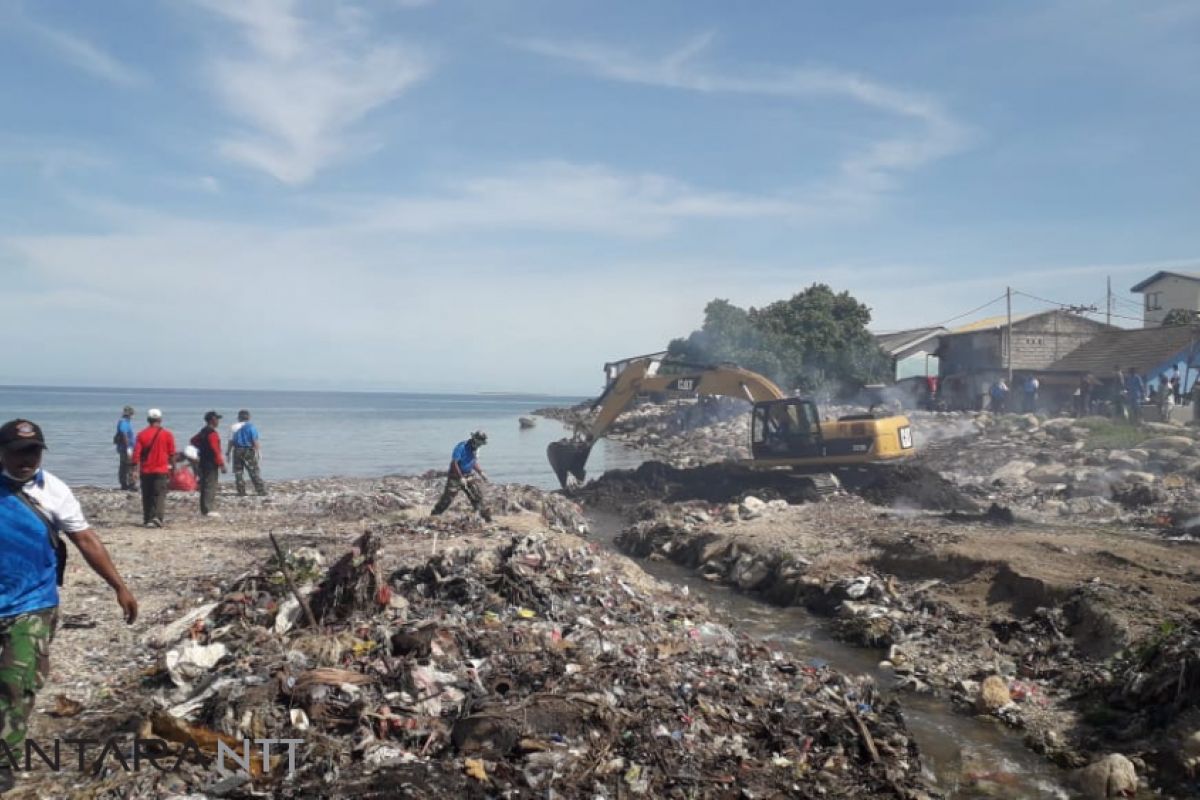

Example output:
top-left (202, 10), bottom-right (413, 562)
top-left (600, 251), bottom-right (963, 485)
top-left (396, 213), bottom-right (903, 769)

top-left (1131, 270), bottom-right (1200, 327)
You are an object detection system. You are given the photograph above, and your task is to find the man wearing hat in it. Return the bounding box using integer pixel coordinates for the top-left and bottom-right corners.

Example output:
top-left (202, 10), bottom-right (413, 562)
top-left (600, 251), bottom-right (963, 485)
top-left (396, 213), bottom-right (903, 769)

top-left (113, 406), bottom-right (136, 491)
top-left (190, 412), bottom-right (227, 517)
top-left (431, 431), bottom-right (492, 522)
top-left (225, 410), bottom-right (266, 497)
top-left (0, 419), bottom-right (138, 782)
top-left (131, 409), bottom-right (176, 528)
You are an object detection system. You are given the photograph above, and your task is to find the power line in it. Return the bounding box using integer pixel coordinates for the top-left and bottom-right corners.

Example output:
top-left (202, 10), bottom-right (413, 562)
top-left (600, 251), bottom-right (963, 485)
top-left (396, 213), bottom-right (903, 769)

top-left (1011, 289), bottom-right (1097, 315)
top-left (931, 293), bottom-right (1008, 327)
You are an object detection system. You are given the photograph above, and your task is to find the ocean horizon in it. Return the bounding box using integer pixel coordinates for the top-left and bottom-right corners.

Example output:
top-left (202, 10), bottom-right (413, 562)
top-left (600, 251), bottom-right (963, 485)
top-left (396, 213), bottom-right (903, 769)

top-left (0, 384), bottom-right (637, 491)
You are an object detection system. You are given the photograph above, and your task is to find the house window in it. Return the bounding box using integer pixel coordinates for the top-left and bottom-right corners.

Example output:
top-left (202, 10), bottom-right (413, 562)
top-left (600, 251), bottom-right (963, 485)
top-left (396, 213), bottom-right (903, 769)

top-left (1146, 292), bottom-right (1163, 311)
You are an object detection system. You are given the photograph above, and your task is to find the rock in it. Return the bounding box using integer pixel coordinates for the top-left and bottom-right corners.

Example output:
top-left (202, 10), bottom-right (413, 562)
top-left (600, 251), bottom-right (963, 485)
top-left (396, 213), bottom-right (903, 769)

top-left (1074, 753), bottom-right (1138, 798)
top-left (1064, 496), bottom-right (1116, 516)
top-left (1143, 436), bottom-right (1194, 451)
top-left (976, 675), bottom-right (1011, 713)
top-left (990, 460), bottom-right (1037, 484)
top-left (1106, 451), bottom-right (1144, 470)
top-left (1017, 414), bottom-right (1041, 430)
top-left (730, 554), bottom-right (772, 591)
top-left (1027, 464), bottom-right (1071, 484)
top-left (739, 496), bottom-right (766, 519)
top-left (518, 417), bottom-right (536, 429)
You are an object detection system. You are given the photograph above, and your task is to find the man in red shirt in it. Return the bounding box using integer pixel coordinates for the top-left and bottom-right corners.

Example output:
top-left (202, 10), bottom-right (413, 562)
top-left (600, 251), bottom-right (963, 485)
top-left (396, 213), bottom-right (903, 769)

top-left (131, 409), bottom-right (176, 528)
top-left (190, 411), bottom-right (227, 518)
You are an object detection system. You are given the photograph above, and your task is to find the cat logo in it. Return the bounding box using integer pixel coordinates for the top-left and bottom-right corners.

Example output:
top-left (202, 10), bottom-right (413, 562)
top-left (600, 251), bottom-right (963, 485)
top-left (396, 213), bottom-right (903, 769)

top-left (672, 379), bottom-right (695, 392)
top-left (898, 426), bottom-right (914, 449)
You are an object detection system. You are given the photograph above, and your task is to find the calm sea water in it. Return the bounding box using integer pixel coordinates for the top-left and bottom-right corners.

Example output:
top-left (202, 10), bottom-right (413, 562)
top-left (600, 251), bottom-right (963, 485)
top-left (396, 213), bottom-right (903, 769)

top-left (0, 386), bottom-right (643, 490)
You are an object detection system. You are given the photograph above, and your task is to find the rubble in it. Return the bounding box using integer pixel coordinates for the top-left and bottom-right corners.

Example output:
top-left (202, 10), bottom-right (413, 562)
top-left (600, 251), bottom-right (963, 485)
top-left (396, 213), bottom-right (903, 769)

top-left (60, 523), bottom-right (939, 798)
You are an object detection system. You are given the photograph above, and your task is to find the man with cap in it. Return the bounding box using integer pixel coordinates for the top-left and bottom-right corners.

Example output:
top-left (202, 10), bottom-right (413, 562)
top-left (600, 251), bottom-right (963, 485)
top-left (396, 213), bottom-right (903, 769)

top-left (190, 412), bottom-right (227, 517)
top-left (0, 419), bottom-right (137, 786)
top-left (431, 431), bottom-right (492, 522)
top-left (224, 410), bottom-right (266, 497)
top-left (114, 406), bottom-right (136, 491)
top-left (131, 409), bottom-right (176, 528)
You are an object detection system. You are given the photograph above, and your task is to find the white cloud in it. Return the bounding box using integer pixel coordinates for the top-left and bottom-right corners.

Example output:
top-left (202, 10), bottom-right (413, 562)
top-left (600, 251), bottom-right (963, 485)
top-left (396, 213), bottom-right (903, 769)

top-left (335, 161), bottom-right (798, 236)
top-left (196, 0), bottom-right (430, 184)
top-left (515, 35), bottom-right (970, 212)
top-left (17, 13), bottom-right (146, 88)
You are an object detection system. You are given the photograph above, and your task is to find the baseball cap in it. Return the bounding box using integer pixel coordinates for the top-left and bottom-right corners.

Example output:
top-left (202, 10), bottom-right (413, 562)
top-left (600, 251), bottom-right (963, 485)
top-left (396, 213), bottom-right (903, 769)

top-left (237, 409), bottom-right (250, 421)
top-left (204, 410), bottom-right (223, 423)
top-left (147, 408), bottom-right (163, 420)
top-left (0, 419), bottom-right (47, 451)
top-left (470, 430), bottom-right (488, 445)
top-left (122, 405), bottom-right (135, 416)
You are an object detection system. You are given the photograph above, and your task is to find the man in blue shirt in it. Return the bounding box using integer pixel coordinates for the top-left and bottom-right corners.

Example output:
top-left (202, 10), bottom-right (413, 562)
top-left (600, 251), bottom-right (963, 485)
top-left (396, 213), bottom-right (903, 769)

top-left (225, 409), bottom-right (267, 496)
top-left (0, 419), bottom-right (137, 784)
top-left (431, 431), bottom-right (491, 522)
top-left (114, 405), bottom-right (136, 491)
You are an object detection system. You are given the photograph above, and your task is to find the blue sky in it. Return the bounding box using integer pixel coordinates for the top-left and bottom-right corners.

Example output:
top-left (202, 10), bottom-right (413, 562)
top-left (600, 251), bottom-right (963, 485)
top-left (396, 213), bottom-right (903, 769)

top-left (2, 0), bottom-right (1197, 394)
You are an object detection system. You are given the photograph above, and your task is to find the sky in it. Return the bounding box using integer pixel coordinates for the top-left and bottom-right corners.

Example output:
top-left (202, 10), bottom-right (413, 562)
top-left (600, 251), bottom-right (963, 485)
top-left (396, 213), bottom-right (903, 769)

top-left (1, 0), bottom-right (1197, 394)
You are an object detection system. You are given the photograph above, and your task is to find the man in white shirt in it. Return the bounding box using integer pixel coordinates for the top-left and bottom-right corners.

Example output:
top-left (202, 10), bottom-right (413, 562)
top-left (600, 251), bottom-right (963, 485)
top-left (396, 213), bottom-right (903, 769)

top-left (0, 419), bottom-right (137, 788)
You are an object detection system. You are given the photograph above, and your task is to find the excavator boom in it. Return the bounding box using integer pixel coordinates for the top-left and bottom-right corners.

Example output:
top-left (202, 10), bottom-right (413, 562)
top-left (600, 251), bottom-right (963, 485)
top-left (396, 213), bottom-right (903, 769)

top-left (548, 359), bottom-right (785, 488)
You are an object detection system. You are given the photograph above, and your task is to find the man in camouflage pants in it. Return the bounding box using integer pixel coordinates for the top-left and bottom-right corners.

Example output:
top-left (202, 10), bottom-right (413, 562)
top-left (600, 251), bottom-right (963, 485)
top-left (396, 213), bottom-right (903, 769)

top-left (226, 410), bottom-right (267, 496)
top-left (431, 431), bottom-right (492, 522)
top-left (0, 419), bottom-right (137, 788)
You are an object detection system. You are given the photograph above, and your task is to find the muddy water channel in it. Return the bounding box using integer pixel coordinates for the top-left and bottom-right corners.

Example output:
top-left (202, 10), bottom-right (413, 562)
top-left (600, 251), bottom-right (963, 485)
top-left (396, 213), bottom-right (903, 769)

top-left (586, 509), bottom-right (1075, 799)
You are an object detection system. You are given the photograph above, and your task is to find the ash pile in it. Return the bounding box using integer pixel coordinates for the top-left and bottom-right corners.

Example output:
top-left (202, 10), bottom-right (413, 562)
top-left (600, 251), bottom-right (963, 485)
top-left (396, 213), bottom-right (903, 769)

top-left (101, 528), bottom-right (939, 798)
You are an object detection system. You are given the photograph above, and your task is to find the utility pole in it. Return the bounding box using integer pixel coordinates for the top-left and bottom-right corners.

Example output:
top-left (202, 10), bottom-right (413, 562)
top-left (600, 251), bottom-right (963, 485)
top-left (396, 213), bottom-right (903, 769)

top-left (1006, 286), bottom-right (1013, 385)
top-left (1106, 275), bottom-right (1112, 326)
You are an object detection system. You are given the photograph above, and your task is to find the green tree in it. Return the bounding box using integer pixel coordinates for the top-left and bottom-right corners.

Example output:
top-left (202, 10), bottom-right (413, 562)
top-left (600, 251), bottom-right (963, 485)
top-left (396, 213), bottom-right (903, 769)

top-left (666, 284), bottom-right (890, 394)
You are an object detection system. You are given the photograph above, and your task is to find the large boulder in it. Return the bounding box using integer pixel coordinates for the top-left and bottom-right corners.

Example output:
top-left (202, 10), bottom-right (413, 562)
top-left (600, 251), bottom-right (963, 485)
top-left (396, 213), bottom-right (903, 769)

top-left (976, 675), bottom-right (1011, 713)
top-left (1074, 753), bottom-right (1138, 798)
top-left (1141, 436), bottom-right (1194, 451)
top-left (1027, 464), bottom-right (1072, 485)
top-left (1106, 451), bottom-right (1145, 471)
top-left (990, 460), bottom-right (1037, 484)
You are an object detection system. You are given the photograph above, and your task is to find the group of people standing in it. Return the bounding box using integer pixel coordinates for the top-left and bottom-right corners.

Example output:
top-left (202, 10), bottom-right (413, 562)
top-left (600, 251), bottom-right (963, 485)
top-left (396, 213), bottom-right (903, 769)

top-left (113, 407), bottom-right (266, 528)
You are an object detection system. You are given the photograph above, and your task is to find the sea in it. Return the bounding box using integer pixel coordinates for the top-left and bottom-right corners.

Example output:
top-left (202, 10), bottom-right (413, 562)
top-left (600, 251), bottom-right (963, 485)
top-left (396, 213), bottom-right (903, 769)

top-left (0, 386), bottom-right (645, 491)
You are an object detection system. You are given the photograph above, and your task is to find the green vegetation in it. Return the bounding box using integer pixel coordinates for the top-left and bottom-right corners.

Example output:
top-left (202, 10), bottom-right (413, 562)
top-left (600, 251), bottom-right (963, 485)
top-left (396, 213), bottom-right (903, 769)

top-left (665, 284), bottom-right (890, 394)
top-left (1074, 417), bottom-right (1158, 450)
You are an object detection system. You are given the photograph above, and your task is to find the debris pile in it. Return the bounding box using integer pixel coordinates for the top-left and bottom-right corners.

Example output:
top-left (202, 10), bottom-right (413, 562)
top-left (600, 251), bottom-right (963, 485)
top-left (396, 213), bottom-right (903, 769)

top-left (111, 528), bottom-right (939, 798)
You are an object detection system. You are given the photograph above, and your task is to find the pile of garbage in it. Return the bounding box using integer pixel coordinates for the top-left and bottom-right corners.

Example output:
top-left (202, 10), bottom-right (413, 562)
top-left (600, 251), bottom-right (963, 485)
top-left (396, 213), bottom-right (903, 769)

top-left (75, 477), bottom-right (589, 535)
top-left (109, 527), bottom-right (939, 798)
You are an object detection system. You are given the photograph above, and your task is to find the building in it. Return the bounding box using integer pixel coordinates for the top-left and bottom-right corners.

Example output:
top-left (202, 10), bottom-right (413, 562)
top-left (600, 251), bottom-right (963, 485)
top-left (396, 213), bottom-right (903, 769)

top-left (874, 326), bottom-right (944, 380)
top-left (1130, 270), bottom-right (1200, 327)
top-left (936, 310), bottom-right (1114, 410)
top-left (1040, 324), bottom-right (1200, 411)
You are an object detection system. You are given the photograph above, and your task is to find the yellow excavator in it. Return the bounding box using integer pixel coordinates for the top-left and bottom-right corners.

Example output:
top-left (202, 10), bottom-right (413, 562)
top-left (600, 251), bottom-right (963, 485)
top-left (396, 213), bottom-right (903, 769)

top-left (547, 358), bottom-right (916, 489)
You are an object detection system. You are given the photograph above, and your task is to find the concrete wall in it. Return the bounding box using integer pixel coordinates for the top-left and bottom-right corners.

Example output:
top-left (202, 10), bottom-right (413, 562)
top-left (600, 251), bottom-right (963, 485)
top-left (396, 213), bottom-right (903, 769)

top-left (1140, 276), bottom-right (1200, 327)
top-left (1008, 313), bottom-right (1110, 369)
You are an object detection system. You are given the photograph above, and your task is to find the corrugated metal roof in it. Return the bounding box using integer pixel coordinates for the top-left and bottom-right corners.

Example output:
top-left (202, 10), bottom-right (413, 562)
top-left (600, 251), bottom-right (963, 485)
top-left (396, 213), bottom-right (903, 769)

top-left (874, 326), bottom-right (945, 356)
top-left (950, 311), bottom-right (1040, 334)
top-left (1047, 325), bottom-right (1200, 374)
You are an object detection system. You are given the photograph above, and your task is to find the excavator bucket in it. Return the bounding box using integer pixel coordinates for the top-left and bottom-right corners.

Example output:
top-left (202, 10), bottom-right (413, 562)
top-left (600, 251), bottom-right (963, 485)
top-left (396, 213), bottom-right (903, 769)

top-left (547, 438), bottom-right (593, 489)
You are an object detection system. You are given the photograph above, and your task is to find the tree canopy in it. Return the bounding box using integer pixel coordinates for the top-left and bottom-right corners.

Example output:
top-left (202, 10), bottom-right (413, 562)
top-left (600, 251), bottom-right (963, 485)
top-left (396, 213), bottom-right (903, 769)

top-left (666, 284), bottom-right (890, 395)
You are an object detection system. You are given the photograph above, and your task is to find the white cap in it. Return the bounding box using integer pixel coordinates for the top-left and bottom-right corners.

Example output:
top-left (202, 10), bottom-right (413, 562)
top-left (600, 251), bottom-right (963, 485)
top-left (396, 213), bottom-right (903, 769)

top-left (147, 408), bottom-right (163, 420)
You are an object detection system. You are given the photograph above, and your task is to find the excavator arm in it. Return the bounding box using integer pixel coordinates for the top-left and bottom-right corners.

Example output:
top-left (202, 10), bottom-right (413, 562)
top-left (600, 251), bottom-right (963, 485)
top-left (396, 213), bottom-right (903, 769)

top-left (548, 359), bottom-right (785, 488)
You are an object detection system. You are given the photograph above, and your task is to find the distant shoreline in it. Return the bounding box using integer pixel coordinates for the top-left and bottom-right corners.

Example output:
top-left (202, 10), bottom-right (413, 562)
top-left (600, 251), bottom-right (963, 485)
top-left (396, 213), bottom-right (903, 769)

top-left (0, 383), bottom-right (587, 401)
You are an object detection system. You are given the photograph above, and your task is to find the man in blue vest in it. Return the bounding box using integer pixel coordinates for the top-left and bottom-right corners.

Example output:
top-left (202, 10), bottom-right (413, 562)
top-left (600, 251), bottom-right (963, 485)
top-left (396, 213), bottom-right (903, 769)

top-left (114, 405), bottom-right (136, 491)
top-left (226, 410), bottom-right (267, 497)
top-left (0, 419), bottom-right (137, 788)
top-left (430, 431), bottom-right (492, 522)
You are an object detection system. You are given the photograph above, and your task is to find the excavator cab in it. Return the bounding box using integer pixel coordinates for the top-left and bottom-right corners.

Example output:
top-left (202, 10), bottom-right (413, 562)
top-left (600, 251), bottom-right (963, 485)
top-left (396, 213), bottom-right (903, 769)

top-left (750, 399), bottom-right (825, 460)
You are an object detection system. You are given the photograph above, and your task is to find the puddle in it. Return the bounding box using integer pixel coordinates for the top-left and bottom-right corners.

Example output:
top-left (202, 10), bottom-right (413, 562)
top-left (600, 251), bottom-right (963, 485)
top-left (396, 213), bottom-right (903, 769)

top-left (586, 509), bottom-right (1074, 799)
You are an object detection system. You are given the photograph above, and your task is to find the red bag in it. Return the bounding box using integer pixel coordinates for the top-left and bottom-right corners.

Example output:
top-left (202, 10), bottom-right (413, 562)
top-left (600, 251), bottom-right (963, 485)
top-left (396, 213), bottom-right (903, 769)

top-left (169, 467), bottom-right (197, 492)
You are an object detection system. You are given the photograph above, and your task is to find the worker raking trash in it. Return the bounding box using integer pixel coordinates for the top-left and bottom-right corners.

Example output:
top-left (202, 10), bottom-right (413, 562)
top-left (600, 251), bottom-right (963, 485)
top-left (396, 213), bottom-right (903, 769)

top-left (431, 431), bottom-right (492, 522)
